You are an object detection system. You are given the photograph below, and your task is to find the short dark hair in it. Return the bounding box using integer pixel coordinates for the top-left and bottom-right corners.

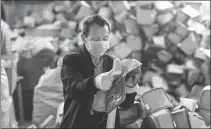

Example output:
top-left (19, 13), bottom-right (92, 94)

top-left (82, 14), bottom-right (111, 37)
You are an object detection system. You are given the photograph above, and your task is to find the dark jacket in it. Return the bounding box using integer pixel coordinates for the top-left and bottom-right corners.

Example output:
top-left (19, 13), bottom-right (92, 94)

top-left (60, 45), bottom-right (136, 128)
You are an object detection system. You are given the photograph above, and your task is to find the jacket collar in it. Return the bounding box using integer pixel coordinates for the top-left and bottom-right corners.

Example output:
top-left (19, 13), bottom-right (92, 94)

top-left (80, 44), bottom-right (113, 75)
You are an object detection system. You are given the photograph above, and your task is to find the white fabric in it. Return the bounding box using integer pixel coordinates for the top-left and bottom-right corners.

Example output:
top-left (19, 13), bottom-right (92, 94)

top-left (55, 102), bottom-right (64, 127)
top-left (180, 98), bottom-right (198, 112)
top-left (33, 67), bottom-right (64, 127)
top-left (57, 56), bottom-right (64, 67)
top-left (0, 96), bottom-right (18, 128)
top-left (95, 70), bottom-right (114, 91)
top-left (194, 48), bottom-right (206, 60)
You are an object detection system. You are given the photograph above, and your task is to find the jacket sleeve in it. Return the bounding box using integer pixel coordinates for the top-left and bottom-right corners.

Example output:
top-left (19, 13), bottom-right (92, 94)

top-left (17, 57), bottom-right (26, 76)
top-left (61, 54), bottom-right (100, 102)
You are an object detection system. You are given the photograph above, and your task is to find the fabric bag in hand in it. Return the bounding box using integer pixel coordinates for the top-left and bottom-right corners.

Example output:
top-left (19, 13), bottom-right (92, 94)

top-left (91, 59), bottom-right (142, 113)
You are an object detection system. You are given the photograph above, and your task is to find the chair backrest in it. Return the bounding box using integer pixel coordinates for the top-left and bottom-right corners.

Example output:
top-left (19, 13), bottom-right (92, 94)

top-left (141, 88), bottom-right (173, 114)
top-left (199, 86), bottom-right (210, 126)
top-left (199, 86), bottom-right (210, 111)
top-left (171, 108), bottom-right (191, 128)
top-left (141, 109), bottom-right (175, 128)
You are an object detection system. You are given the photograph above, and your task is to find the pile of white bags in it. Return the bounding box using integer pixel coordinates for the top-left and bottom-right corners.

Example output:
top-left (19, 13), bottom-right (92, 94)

top-left (33, 67), bottom-right (64, 128)
top-left (1, 61), bottom-right (18, 128)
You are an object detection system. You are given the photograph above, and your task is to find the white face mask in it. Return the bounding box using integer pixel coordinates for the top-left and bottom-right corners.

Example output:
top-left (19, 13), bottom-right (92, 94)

top-left (85, 40), bottom-right (110, 58)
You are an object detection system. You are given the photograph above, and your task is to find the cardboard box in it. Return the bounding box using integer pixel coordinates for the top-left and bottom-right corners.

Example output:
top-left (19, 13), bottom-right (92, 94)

top-left (24, 16), bottom-right (36, 28)
top-left (136, 7), bottom-right (156, 25)
top-left (137, 84), bottom-right (152, 97)
top-left (179, 33), bottom-right (199, 56)
top-left (158, 21), bottom-right (175, 35)
top-left (106, 49), bottom-right (120, 59)
top-left (124, 17), bottom-right (140, 35)
top-left (60, 28), bottom-right (76, 38)
top-left (97, 6), bottom-right (112, 19)
top-left (91, 1), bottom-right (108, 10)
top-left (151, 75), bottom-right (169, 91)
top-left (176, 10), bottom-right (190, 23)
top-left (25, 29), bottom-right (60, 37)
top-left (130, 51), bottom-right (142, 62)
top-left (74, 1), bottom-right (94, 21)
top-left (55, 13), bottom-right (68, 23)
top-left (175, 84), bottom-right (190, 98)
top-left (141, 24), bottom-right (159, 38)
top-left (53, 2), bottom-right (66, 13)
top-left (154, 1), bottom-right (174, 11)
top-left (68, 21), bottom-right (77, 30)
top-left (175, 22), bottom-right (190, 37)
top-left (42, 11), bottom-right (55, 24)
top-left (142, 71), bottom-right (159, 83)
top-left (150, 63), bottom-right (164, 74)
top-left (113, 43), bottom-right (133, 59)
top-left (115, 31), bottom-right (124, 42)
top-left (166, 64), bottom-right (185, 75)
top-left (194, 48), bottom-right (207, 61)
top-left (182, 5), bottom-right (200, 18)
top-left (180, 98), bottom-right (198, 111)
top-left (156, 12), bottom-right (174, 25)
top-left (152, 36), bottom-right (166, 48)
top-left (109, 32), bottom-right (121, 48)
top-left (126, 35), bottom-right (143, 51)
top-left (109, 1), bottom-right (130, 14)
top-left (157, 50), bottom-right (173, 63)
top-left (137, 1), bottom-right (154, 7)
top-left (167, 32), bottom-right (183, 45)
top-left (187, 19), bottom-right (208, 35)
top-left (143, 44), bottom-right (163, 60)
top-left (114, 11), bottom-right (129, 24)
top-left (185, 59), bottom-right (197, 70)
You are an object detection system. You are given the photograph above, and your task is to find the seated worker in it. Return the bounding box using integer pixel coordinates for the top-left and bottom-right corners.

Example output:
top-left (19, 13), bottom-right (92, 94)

top-left (60, 14), bottom-right (137, 128)
top-left (17, 40), bottom-right (55, 121)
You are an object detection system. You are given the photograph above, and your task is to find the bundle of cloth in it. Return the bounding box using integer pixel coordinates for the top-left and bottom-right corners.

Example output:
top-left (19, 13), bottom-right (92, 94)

top-left (33, 57), bottom-right (64, 128)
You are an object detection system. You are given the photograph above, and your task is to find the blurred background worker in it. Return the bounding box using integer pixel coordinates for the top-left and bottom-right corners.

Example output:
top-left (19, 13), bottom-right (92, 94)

top-left (33, 56), bottom-right (64, 128)
top-left (17, 39), bottom-right (55, 121)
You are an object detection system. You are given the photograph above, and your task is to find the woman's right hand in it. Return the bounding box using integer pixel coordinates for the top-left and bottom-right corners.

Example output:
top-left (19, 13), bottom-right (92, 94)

top-left (95, 59), bottom-right (123, 91)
